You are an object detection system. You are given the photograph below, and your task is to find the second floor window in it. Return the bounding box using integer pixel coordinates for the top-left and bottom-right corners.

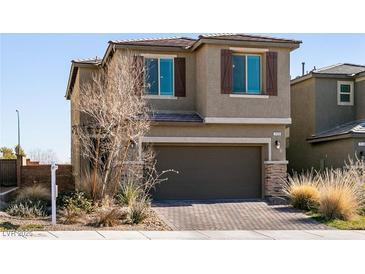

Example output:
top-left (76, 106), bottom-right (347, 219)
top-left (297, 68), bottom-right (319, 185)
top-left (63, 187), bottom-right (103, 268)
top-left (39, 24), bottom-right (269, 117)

top-left (145, 57), bottom-right (174, 96)
top-left (232, 54), bottom-right (261, 94)
top-left (337, 81), bottom-right (354, 106)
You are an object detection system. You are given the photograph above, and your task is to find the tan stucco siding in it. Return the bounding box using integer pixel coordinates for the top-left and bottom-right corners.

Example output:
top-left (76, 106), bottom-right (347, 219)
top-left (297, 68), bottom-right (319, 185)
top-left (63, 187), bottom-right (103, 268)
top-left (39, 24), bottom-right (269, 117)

top-left (315, 78), bottom-right (356, 133)
top-left (201, 45), bottom-right (291, 118)
top-left (115, 49), bottom-right (197, 112)
top-left (196, 45), bottom-right (208, 116)
top-left (70, 67), bottom-right (98, 188)
top-left (306, 138), bottom-right (358, 170)
top-left (148, 123), bottom-right (287, 161)
top-left (355, 79), bottom-right (365, 120)
top-left (288, 78), bottom-right (316, 172)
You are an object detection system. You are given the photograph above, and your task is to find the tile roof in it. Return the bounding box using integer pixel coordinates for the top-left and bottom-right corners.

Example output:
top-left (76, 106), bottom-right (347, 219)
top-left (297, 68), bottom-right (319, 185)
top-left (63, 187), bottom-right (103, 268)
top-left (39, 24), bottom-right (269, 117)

top-left (149, 111), bottom-right (203, 123)
top-left (198, 33), bottom-right (302, 44)
top-left (108, 33), bottom-right (301, 49)
top-left (308, 119), bottom-right (365, 141)
top-left (109, 37), bottom-right (196, 49)
top-left (313, 63), bottom-right (365, 75)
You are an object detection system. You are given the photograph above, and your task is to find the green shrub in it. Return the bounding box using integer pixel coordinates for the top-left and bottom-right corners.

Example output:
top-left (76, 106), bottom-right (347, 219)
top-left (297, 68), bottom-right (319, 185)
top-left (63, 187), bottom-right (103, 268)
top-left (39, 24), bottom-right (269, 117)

top-left (6, 200), bottom-right (47, 218)
top-left (128, 198), bottom-right (150, 224)
top-left (57, 191), bottom-right (93, 213)
top-left (116, 181), bottom-right (143, 207)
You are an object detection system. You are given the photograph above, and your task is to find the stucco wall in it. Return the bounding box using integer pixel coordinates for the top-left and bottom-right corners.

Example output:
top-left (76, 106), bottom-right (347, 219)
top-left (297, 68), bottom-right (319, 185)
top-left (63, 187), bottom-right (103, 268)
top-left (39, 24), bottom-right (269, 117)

top-left (70, 67), bottom-right (97, 189)
top-left (315, 78), bottom-right (356, 133)
top-left (355, 78), bottom-right (365, 120)
top-left (148, 123), bottom-right (287, 161)
top-left (201, 44), bottom-right (291, 118)
top-left (115, 49), bottom-right (197, 112)
top-left (288, 78), bottom-right (316, 172)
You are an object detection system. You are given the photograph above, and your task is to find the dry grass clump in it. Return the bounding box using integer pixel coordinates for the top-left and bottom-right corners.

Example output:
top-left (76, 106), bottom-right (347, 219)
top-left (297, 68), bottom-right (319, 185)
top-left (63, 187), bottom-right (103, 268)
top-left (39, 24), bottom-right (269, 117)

top-left (59, 206), bottom-right (84, 224)
top-left (93, 207), bottom-right (125, 227)
top-left (318, 168), bottom-right (365, 221)
top-left (128, 198), bottom-right (150, 224)
top-left (16, 185), bottom-right (51, 204)
top-left (284, 171), bottom-right (320, 210)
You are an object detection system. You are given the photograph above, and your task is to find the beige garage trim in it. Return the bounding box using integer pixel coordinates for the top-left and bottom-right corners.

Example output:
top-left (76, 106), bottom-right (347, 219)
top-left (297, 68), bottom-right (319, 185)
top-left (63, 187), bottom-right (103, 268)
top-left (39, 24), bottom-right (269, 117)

top-left (142, 136), bottom-right (272, 160)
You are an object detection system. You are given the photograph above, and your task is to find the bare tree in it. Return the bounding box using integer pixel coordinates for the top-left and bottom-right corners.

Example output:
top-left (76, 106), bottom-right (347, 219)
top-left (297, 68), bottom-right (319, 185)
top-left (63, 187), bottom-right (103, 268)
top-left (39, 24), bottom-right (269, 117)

top-left (73, 51), bottom-right (153, 200)
top-left (28, 148), bottom-right (58, 164)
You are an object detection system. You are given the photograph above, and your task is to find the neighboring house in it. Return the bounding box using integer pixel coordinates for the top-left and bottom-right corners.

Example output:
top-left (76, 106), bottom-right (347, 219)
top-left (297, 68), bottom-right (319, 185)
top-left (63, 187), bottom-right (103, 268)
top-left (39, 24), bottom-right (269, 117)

top-left (66, 34), bottom-right (301, 200)
top-left (289, 63), bottom-right (365, 172)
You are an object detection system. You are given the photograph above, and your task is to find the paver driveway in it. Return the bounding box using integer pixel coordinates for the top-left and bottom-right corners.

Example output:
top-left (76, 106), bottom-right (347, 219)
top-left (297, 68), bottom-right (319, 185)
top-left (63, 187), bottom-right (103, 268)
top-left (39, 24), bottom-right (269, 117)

top-left (152, 200), bottom-right (331, 230)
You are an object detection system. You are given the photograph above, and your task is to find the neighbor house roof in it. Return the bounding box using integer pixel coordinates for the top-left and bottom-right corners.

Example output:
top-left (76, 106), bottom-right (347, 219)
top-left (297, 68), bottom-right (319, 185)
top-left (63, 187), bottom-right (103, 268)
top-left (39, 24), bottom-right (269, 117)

top-left (313, 63), bottom-right (365, 75)
top-left (149, 111), bottom-right (203, 123)
top-left (291, 63), bottom-right (365, 85)
top-left (307, 119), bottom-right (365, 143)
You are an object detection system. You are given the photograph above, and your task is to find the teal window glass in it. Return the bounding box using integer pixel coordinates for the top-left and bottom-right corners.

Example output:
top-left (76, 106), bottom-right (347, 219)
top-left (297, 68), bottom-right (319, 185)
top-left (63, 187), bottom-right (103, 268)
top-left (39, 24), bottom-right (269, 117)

top-left (341, 84), bottom-right (350, 93)
top-left (160, 58), bottom-right (173, 95)
top-left (247, 55), bottom-right (261, 93)
top-left (340, 94), bottom-right (350, 102)
top-left (232, 55), bottom-right (246, 93)
top-left (145, 58), bottom-right (158, 95)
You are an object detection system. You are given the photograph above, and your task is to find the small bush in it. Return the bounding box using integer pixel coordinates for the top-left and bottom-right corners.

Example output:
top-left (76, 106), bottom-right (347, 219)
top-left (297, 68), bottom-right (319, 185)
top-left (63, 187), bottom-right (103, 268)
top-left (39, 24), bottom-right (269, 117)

top-left (284, 172), bottom-right (320, 210)
top-left (6, 200), bottom-right (47, 218)
top-left (16, 185), bottom-right (51, 204)
top-left (59, 205), bottom-right (83, 224)
top-left (116, 181), bottom-right (143, 207)
top-left (93, 208), bottom-right (124, 227)
top-left (57, 191), bottom-right (93, 213)
top-left (318, 168), bottom-right (365, 221)
top-left (128, 198), bottom-right (150, 224)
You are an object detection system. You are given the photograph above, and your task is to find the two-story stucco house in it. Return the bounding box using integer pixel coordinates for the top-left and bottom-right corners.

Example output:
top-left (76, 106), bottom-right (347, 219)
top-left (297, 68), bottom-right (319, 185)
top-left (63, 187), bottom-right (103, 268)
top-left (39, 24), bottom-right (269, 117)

top-left (289, 63), bottom-right (365, 172)
top-left (66, 34), bottom-right (301, 200)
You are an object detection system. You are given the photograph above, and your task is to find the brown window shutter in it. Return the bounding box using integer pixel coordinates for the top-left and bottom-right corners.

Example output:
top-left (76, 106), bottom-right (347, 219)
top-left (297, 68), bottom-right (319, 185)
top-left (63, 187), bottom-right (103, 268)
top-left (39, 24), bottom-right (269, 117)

top-left (174, 57), bottom-right (186, 97)
top-left (133, 55), bottom-right (144, 95)
top-left (266, 51), bottom-right (278, 96)
top-left (221, 49), bottom-right (232, 94)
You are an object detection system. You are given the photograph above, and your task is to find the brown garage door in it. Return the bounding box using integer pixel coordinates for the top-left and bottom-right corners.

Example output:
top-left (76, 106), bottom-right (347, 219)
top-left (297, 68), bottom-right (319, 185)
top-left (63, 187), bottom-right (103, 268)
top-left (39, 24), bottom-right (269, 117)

top-left (152, 145), bottom-right (262, 200)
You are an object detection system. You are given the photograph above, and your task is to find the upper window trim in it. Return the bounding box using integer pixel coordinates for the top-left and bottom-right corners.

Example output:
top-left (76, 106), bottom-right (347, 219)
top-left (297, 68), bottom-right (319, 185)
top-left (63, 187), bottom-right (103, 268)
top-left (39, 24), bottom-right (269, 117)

top-left (232, 53), bottom-right (262, 94)
top-left (337, 81), bottom-right (354, 106)
top-left (144, 55), bottom-right (175, 96)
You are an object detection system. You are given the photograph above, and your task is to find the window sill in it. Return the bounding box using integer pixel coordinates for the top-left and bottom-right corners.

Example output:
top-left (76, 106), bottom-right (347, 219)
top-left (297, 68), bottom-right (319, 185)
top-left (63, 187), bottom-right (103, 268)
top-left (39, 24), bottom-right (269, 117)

top-left (229, 94), bottom-right (269, 99)
top-left (143, 95), bottom-right (178, 100)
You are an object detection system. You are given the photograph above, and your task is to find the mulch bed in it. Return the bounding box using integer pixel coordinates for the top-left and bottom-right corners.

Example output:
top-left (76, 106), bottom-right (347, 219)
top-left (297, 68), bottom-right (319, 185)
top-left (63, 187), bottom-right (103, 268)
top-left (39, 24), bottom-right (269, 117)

top-left (0, 209), bottom-right (171, 231)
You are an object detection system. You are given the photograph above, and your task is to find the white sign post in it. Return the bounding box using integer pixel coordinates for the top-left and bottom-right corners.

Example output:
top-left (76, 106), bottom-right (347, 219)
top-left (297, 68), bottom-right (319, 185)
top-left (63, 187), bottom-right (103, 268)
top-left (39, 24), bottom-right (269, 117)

top-left (51, 161), bottom-right (58, 225)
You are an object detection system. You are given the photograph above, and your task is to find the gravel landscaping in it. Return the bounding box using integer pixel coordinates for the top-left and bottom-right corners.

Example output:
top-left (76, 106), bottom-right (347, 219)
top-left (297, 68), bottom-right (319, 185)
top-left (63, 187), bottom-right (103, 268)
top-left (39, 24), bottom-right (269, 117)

top-left (0, 209), bottom-right (170, 231)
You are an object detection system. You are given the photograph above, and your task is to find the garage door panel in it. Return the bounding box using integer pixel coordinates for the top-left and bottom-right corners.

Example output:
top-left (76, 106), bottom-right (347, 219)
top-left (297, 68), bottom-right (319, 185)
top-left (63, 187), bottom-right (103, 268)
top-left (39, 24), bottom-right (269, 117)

top-left (152, 145), bottom-right (261, 200)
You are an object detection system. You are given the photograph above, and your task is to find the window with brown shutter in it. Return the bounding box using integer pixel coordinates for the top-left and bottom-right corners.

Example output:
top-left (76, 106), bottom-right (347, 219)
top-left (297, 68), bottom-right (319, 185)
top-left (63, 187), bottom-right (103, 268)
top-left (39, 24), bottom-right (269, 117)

top-left (174, 57), bottom-right (186, 97)
top-left (221, 49), bottom-right (232, 94)
top-left (266, 51), bottom-right (278, 96)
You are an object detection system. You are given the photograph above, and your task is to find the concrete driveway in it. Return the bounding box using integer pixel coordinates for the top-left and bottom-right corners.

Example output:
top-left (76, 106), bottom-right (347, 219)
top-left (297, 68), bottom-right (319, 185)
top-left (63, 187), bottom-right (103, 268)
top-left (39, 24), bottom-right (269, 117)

top-left (152, 200), bottom-right (330, 230)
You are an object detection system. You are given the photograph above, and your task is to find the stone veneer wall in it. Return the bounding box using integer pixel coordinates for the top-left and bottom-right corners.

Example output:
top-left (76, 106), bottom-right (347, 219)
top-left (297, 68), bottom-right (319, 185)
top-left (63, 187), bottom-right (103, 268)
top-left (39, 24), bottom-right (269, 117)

top-left (264, 163), bottom-right (287, 197)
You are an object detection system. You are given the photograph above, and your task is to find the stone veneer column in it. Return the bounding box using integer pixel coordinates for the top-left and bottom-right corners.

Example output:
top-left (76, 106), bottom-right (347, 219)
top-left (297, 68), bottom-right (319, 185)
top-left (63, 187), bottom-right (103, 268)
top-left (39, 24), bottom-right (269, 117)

top-left (264, 162), bottom-right (287, 197)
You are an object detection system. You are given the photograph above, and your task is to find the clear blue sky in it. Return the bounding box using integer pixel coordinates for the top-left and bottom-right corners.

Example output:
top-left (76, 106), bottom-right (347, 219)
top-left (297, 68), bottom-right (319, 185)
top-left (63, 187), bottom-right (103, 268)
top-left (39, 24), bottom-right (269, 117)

top-left (1, 33), bottom-right (364, 162)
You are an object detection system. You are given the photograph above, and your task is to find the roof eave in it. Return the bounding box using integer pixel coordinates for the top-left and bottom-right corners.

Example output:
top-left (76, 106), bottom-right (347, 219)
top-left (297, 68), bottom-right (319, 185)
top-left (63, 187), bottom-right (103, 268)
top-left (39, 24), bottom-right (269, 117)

top-left (307, 133), bottom-right (353, 143)
top-left (191, 38), bottom-right (301, 52)
top-left (291, 72), bottom-right (357, 85)
top-left (65, 61), bottom-right (99, 100)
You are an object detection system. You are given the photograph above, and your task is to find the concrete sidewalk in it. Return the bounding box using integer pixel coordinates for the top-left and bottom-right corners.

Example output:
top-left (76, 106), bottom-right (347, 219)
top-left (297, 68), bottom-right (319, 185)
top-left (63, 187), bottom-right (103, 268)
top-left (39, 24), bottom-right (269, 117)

top-left (1, 230), bottom-right (365, 240)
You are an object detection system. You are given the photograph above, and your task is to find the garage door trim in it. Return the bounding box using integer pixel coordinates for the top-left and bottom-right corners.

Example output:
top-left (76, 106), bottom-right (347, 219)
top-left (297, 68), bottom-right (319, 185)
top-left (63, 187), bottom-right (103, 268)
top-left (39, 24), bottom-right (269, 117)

top-left (142, 136), bottom-right (272, 160)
